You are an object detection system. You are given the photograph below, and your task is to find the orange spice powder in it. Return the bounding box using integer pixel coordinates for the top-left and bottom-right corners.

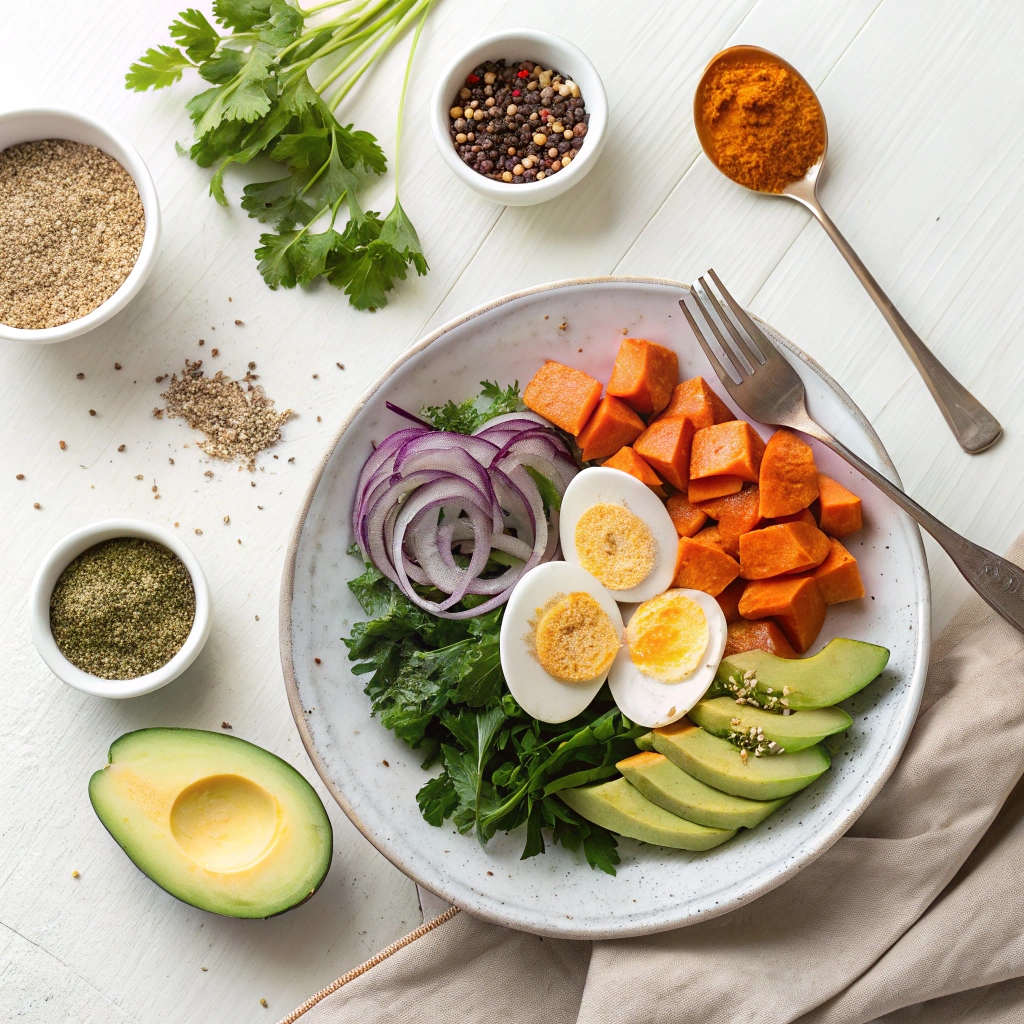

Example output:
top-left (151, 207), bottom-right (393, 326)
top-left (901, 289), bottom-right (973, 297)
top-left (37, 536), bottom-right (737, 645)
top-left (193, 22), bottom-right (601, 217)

top-left (700, 60), bottom-right (825, 193)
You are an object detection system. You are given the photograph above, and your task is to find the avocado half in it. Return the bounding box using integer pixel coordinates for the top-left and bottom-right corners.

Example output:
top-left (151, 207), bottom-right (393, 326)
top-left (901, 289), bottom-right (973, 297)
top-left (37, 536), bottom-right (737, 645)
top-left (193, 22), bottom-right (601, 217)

top-left (89, 728), bottom-right (333, 918)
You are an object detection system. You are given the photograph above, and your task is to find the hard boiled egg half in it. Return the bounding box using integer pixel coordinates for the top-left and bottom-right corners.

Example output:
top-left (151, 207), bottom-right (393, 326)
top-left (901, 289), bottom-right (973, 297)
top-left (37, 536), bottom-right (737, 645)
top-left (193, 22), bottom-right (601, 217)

top-left (607, 588), bottom-right (727, 728)
top-left (559, 467), bottom-right (678, 603)
top-left (501, 562), bottom-right (624, 723)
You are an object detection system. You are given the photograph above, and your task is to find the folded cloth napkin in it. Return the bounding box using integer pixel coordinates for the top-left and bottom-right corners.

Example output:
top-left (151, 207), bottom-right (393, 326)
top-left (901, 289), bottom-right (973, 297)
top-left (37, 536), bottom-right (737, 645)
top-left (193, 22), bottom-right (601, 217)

top-left (280, 533), bottom-right (1024, 1024)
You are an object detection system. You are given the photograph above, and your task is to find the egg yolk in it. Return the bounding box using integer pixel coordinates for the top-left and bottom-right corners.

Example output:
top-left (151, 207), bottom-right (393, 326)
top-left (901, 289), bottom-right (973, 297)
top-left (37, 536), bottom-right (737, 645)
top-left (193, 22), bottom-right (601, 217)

top-left (625, 590), bottom-right (709, 683)
top-left (532, 591), bottom-right (621, 684)
top-left (574, 502), bottom-right (656, 591)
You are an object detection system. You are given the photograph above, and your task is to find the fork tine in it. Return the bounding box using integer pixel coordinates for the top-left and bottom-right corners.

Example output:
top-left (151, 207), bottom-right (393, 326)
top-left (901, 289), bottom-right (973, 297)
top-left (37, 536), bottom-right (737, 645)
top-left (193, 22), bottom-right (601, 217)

top-left (697, 273), bottom-right (764, 370)
top-left (706, 268), bottom-right (778, 365)
top-left (679, 290), bottom-right (742, 386)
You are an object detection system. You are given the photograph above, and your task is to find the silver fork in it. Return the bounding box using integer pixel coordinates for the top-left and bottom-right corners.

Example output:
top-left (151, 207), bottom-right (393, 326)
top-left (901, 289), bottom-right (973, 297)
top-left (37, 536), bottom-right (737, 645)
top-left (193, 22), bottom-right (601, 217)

top-left (680, 270), bottom-right (1024, 635)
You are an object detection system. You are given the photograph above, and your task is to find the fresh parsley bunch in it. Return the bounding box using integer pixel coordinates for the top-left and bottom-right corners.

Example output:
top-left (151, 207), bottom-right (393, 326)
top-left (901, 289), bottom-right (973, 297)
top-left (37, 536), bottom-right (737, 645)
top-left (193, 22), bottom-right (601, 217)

top-left (344, 562), bottom-right (647, 874)
top-left (127, 0), bottom-right (434, 310)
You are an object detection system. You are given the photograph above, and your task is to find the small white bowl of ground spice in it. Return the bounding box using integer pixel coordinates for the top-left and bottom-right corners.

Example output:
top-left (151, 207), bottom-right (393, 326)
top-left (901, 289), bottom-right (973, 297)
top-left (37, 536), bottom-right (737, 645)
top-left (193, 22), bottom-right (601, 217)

top-left (431, 30), bottom-right (608, 206)
top-left (0, 108), bottom-right (160, 344)
top-left (30, 520), bottom-right (211, 698)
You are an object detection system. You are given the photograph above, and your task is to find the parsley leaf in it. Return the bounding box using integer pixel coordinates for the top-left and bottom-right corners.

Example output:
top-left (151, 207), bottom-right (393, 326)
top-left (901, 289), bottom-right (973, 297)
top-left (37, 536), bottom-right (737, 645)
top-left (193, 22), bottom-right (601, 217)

top-left (169, 9), bottom-right (220, 62)
top-left (126, 46), bottom-right (194, 91)
top-left (421, 380), bottom-right (523, 433)
top-left (240, 176), bottom-right (317, 229)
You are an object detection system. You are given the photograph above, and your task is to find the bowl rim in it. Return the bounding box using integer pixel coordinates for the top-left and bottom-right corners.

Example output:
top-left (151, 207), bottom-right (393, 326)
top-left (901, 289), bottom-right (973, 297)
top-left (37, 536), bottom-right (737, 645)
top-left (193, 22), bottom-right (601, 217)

top-left (279, 275), bottom-right (931, 938)
top-left (429, 28), bottom-right (608, 204)
top-left (29, 518), bottom-right (212, 698)
top-left (0, 106), bottom-right (161, 344)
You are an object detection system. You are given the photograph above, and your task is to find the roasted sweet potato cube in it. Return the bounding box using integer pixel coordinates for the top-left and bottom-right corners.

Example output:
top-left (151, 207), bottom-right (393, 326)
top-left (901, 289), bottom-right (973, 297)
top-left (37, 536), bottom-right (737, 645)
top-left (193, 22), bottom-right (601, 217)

top-left (633, 418), bottom-right (695, 491)
top-left (653, 376), bottom-right (734, 428)
top-left (696, 484), bottom-right (762, 557)
top-left (724, 620), bottom-right (797, 659)
top-left (812, 538), bottom-right (866, 604)
top-left (523, 361), bottom-right (602, 435)
top-left (575, 395), bottom-right (645, 462)
top-left (739, 522), bottom-right (831, 579)
top-left (690, 421), bottom-right (766, 483)
top-left (738, 576), bottom-right (826, 654)
top-left (817, 474), bottom-right (864, 537)
top-left (715, 578), bottom-right (747, 624)
top-left (665, 494), bottom-right (708, 538)
top-left (672, 536), bottom-right (740, 596)
top-left (759, 429), bottom-right (819, 518)
top-left (692, 524), bottom-right (725, 551)
top-left (602, 446), bottom-right (665, 496)
top-left (769, 509), bottom-right (816, 527)
top-left (687, 475), bottom-right (743, 503)
top-left (606, 338), bottom-right (679, 415)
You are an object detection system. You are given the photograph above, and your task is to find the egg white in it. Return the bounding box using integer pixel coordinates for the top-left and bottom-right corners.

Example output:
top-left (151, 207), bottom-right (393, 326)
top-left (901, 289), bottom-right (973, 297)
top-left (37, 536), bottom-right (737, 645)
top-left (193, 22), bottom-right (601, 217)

top-left (607, 589), bottom-right (727, 728)
top-left (500, 562), bottom-right (624, 724)
top-left (559, 467), bottom-right (679, 603)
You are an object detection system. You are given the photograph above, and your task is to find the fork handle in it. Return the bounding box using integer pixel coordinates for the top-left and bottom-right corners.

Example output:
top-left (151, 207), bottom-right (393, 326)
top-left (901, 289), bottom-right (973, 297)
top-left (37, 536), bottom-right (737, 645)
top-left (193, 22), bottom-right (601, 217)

top-left (796, 416), bottom-right (1024, 634)
top-left (791, 190), bottom-right (1002, 454)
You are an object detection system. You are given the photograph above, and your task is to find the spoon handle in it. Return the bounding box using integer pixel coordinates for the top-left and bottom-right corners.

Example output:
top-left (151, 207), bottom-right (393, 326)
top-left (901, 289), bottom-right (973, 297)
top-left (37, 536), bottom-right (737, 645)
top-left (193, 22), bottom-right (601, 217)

top-left (789, 190), bottom-right (1002, 454)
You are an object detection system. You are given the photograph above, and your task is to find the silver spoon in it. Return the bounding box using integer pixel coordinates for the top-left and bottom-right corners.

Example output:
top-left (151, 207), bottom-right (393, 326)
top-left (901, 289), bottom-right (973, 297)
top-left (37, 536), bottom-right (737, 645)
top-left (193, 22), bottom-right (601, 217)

top-left (693, 45), bottom-right (1002, 455)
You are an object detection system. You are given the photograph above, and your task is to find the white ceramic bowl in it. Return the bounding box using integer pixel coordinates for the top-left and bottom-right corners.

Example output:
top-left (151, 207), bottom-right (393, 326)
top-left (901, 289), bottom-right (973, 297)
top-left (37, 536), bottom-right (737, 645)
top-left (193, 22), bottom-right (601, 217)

top-left (0, 107), bottom-right (161, 344)
top-left (431, 30), bottom-right (608, 206)
top-left (30, 519), bottom-right (212, 698)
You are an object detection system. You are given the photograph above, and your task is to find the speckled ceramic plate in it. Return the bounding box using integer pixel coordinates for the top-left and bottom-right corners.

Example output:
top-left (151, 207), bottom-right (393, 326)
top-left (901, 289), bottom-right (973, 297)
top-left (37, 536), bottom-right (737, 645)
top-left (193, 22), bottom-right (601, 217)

top-left (280, 278), bottom-right (930, 939)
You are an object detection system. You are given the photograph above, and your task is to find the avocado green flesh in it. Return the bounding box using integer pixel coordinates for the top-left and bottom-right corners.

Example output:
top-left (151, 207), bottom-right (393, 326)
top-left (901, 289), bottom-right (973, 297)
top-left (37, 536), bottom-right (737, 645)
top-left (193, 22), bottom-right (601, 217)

top-left (559, 778), bottom-right (737, 851)
top-left (617, 752), bottom-right (786, 829)
top-left (653, 722), bottom-right (830, 800)
top-left (634, 732), bottom-right (655, 751)
top-left (89, 728), bottom-right (333, 918)
top-left (715, 638), bottom-right (889, 710)
top-left (690, 697), bottom-right (852, 752)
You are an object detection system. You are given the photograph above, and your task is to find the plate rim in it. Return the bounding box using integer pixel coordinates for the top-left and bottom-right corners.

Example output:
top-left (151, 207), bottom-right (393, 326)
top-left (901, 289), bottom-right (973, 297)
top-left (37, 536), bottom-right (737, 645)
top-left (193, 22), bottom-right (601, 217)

top-left (279, 275), bottom-right (931, 938)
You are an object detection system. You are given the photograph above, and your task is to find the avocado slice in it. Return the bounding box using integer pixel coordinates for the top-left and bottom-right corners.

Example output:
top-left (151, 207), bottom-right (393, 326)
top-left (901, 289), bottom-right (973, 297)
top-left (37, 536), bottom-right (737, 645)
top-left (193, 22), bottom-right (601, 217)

top-left (617, 751), bottom-right (786, 829)
top-left (634, 732), bottom-right (655, 751)
top-left (653, 720), bottom-right (830, 800)
top-left (690, 696), bottom-right (851, 753)
top-left (712, 638), bottom-right (889, 710)
top-left (89, 728), bottom-right (333, 918)
top-left (559, 777), bottom-right (736, 851)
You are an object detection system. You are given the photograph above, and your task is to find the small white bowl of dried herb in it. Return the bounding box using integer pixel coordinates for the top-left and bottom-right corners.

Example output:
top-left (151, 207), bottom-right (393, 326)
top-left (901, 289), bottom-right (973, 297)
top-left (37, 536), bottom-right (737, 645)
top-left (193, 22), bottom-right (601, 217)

top-left (0, 108), bottom-right (160, 344)
top-left (30, 520), bottom-right (211, 699)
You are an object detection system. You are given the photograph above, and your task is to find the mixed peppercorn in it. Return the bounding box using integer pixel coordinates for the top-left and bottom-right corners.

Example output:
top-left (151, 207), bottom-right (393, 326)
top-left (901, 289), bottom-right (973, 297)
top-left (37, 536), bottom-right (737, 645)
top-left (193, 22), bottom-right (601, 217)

top-left (449, 60), bottom-right (589, 184)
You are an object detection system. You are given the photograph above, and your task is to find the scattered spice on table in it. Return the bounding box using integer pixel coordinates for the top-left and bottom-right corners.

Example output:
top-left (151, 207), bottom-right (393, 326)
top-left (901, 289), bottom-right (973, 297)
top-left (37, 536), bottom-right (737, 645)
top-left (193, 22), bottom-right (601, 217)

top-left (158, 359), bottom-right (293, 470)
top-left (697, 58), bottom-right (825, 193)
top-left (0, 140), bottom-right (145, 329)
top-left (49, 538), bottom-right (195, 679)
top-left (449, 60), bottom-right (588, 183)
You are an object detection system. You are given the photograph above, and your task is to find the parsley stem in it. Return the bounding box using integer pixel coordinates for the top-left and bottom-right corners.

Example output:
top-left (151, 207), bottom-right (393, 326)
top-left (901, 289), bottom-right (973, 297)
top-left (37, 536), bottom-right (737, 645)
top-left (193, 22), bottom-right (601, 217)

top-left (392, 0), bottom-right (434, 196)
top-left (306, 0), bottom-right (401, 78)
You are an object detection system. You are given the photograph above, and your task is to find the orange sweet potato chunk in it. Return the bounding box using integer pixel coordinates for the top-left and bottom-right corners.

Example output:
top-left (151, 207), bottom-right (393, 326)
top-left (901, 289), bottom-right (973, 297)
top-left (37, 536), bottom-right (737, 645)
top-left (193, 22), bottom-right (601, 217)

top-left (523, 361), bottom-right (602, 435)
top-left (602, 446), bottom-right (666, 496)
top-left (606, 338), bottom-right (679, 416)
top-left (812, 538), bottom-right (866, 604)
top-left (696, 484), bottom-right (762, 557)
top-left (768, 509), bottom-right (816, 527)
top-left (692, 524), bottom-right (724, 551)
top-left (575, 396), bottom-right (645, 462)
top-left (758, 429), bottom-right (819, 518)
top-left (665, 494), bottom-right (708, 538)
top-left (653, 376), bottom-right (734, 428)
top-left (738, 577), bottom-right (826, 654)
top-left (633, 418), bottom-right (695, 491)
top-left (673, 536), bottom-right (741, 596)
top-left (687, 475), bottom-right (743, 503)
top-left (739, 522), bottom-right (831, 579)
top-left (724, 620), bottom-right (797, 659)
top-left (715, 578), bottom-right (747, 624)
top-left (817, 474), bottom-right (864, 537)
top-left (689, 421), bottom-right (766, 483)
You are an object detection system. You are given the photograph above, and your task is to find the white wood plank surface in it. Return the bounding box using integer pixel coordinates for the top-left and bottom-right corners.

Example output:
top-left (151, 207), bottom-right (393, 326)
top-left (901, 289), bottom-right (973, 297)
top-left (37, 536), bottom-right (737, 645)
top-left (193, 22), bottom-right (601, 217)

top-left (2, 0), bottom-right (1023, 1020)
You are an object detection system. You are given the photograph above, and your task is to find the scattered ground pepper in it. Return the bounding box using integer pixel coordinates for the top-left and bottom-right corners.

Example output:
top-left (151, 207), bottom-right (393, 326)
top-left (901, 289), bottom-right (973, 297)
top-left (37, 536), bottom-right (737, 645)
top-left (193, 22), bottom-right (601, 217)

top-left (49, 538), bottom-right (195, 679)
top-left (158, 359), bottom-right (293, 469)
top-left (698, 58), bottom-right (825, 193)
top-left (0, 140), bottom-right (145, 328)
top-left (449, 60), bottom-right (588, 183)
top-left (16, 473), bottom-right (24, 480)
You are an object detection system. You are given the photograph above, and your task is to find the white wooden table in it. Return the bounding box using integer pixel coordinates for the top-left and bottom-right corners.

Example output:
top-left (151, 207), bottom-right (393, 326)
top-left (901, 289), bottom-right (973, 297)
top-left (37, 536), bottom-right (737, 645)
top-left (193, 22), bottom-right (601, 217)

top-left (3, 0), bottom-right (1023, 1019)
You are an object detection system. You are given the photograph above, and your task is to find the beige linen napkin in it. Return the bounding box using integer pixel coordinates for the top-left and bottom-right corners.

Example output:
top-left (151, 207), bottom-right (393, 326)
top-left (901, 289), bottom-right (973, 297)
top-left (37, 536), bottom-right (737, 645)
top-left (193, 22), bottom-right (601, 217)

top-left (281, 533), bottom-right (1024, 1024)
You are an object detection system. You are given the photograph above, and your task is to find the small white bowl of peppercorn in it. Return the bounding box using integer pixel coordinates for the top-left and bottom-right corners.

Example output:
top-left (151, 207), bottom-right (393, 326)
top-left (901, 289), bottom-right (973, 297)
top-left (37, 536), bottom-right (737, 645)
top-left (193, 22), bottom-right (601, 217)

top-left (0, 107), bottom-right (161, 344)
top-left (431, 30), bottom-right (608, 206)
top-left (29, 519), bottom-right (212, 699)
